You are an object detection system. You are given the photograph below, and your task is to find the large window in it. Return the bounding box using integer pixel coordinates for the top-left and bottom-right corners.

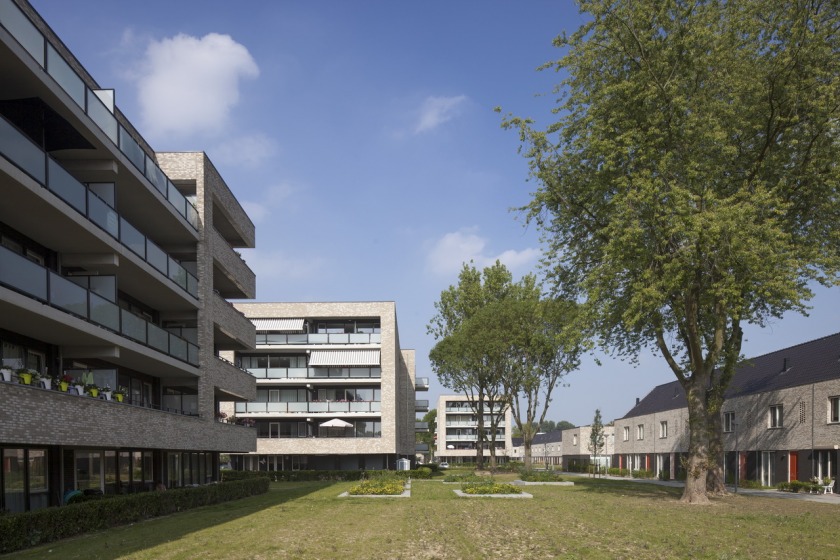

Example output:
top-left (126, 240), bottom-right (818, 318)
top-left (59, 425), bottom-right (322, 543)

top-left (724, 411), bottom-right (735, 433)
top-left (769, 405), bottom-right (783, 428)
top-left (623, 426), bottom-right (630, 441)
top-left (637, 424), bottom-right (644, 440)
top-left (659, 421), bottom-right (668, 439)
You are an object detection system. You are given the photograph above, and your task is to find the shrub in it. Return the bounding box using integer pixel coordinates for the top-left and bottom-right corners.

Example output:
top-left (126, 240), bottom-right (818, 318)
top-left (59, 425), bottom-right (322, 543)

top-left (519, 470), bottom-right (563, 482)
top-left (443, 473), bottom-right (486, 483)
top-left (348, 476), bottom-right (406, 496)
top-left (607, 468), bottom-right (629, 477)
top-left (461, 481), bottom-right (522, 495)
top-left (0, 479), bottom-right (269, 554)
top-left (631, 469), bottom-right (654, 479)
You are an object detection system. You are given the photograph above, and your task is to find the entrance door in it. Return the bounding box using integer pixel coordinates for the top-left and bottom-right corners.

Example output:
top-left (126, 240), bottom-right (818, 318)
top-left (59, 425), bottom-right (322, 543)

top-left (789, 453), bottom-right (798, 481)
top-left (761, 452), bottom-right (774, 486)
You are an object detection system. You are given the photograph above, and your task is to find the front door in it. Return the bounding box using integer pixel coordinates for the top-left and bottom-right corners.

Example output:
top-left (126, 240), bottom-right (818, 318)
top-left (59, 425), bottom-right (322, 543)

top-left (789, 453), bottom-right (798, 481)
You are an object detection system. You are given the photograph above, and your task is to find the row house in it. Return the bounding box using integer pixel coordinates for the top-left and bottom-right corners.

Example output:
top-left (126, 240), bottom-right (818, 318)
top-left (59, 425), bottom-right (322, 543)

top-left (614, 332), bottom-right (840, 486)
top-left (226, 302), bottom-right (425, 471)
top-left (0, 0), bottom-right (257, 511)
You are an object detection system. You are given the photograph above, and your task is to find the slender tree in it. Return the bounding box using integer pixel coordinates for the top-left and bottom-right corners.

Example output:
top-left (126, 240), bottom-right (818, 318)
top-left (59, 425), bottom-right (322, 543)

top-left (589, 409), bottom-right (605, 477)
top-left (504, 0), bottom-right (840, 503)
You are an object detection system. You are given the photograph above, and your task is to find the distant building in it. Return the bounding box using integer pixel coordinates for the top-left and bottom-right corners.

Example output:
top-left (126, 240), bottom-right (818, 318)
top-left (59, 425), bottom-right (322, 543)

top-left (436, 394), bottom-right (512, 465)
top-left (226, 302), bottom-right (425, 470)
top-left (0, 0), bottom-right (257, 511)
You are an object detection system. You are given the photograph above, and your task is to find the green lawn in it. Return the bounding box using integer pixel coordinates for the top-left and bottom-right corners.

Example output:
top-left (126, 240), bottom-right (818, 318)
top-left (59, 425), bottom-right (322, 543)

top-left (6, 475), bottom-right (839, 559)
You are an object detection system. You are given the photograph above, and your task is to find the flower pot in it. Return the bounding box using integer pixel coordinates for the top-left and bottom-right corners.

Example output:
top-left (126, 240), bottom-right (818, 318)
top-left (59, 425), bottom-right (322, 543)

top-left (114, 393), bottom-right (124, 402)
top-left (0, 369), bottom-right (11, 382)
top-left (89, 388), bottom-right (100, 398)
top-left (102, 391), bottom-right (112, 401)
top-left (59, 381), bottom-right (69, 392)
top-left (73, 384), bottom-right (85, 395)
top-left (41, 378), bottom-right (52, 390)
top-left (19, 372), bottom-right (32, 385)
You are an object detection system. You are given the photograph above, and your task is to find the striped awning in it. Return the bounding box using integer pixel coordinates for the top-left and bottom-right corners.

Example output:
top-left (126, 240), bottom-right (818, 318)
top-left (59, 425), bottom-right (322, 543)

top-left (250, 318), bottom-right (305, 332)
top-left (308, 350), bottom-right (380, 367)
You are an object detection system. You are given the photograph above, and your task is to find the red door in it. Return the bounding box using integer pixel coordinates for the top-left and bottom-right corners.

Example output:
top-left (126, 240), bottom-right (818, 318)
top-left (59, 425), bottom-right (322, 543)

top-left (790, 453), bottom-right (798, 481)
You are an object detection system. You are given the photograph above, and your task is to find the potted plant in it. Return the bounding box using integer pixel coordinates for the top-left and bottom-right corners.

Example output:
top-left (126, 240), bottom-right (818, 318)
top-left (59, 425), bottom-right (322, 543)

top-left (0, 366), bottom-right (13, 382)
top-left (58, 374), bottom-right (73, 392)
top-left (41, 373), bottom-right (52, 390)
top-left (85, 383), bottom-right (100, 398)
top-left (216, 411), bottom-right (228, 423)
top-left (113, 386), bottom-right (128, 403)
top-left (101, 384), bottom-right (113, 401)
top-left (17, 368), bottom-right (39, 385)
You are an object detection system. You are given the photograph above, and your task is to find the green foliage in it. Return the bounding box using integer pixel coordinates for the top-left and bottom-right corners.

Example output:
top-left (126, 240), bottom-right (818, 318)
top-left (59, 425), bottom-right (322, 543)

top-left (348, 475), bottom-right (406, 496)
top-left (461, 481), bottom-right (522, 495)
top-left (737, 479), bottom-right (769, 490)
top-left (607, 468), bottom-right (629, 477)
top-left (519, 470), bottom-right (564, 482)
top-left (0, 479), bottom-right (269, 554)
top-left (631, 470), bottom-right (654, 479)
top-left (443, 472), bottom-right (487, 483)
top-left (589, 409), bottom-right (605, 456)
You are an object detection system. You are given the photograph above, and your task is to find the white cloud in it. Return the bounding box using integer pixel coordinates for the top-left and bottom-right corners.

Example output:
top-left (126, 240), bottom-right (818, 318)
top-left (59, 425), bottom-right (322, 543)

top-left (211, 133), bottom-right (277, 168)
top-left (425, 228), bottom-right (540, 277)
top-left (135, 33), bottom-right (259, 138)
top-left (414, 95), bottom-right (468, 134)
top-left (240, 183), bottom-right (298, 224)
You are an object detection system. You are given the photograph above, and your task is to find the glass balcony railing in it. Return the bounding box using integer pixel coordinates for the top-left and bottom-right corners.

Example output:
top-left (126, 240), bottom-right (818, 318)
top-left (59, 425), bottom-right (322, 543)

top-left (0, 115), bottom-right (198, 299)
top-left (415, 377), bottom-right (429, 389)
top-left (416, 400), bottom-right (429, 410)
top-left (0, 0), bottom-right (199, 230)
top-left (234, 401), bottom-right (381, 414)
top-left (0, 244), bottom-right (199, 366)
top-left (255, 332), bottom-right (381, 346)
top-left (247, 367), bottom-right (381, 379)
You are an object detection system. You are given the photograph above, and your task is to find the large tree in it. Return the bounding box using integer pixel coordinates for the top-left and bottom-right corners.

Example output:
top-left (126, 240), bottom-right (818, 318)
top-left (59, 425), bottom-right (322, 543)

top-left (504, 0), bottom-right (840, 503)
top-left (428, 262), bottom-right (515, 469)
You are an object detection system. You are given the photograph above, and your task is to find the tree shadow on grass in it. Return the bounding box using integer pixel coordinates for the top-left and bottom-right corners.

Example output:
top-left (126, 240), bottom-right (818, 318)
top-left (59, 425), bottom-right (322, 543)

top-left (6, 481), bottom-right (332, 560)
top-left (569, 476), bottom-right (684, 500)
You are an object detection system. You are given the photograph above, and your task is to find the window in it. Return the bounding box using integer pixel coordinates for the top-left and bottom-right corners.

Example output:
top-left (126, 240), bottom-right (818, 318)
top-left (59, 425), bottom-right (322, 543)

top-left (637, 424), bottom-right (644, 440)
top-left (659, 421), bottom-right (668, 439)
top-left (769, 405), bottom-right (783, 428)
top-left (572, 435), bottom-right (578, 446)
top-left (623, 426), bottom-right (629, 441)
top-left (829, 397), bottom-right (840, 424)
top-left (724, 412), bottom-right (735, 433)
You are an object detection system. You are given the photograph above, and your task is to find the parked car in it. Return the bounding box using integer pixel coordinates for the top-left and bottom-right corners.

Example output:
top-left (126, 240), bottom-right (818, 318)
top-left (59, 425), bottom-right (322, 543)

top-left (439, 462), bottom-right (449, 469)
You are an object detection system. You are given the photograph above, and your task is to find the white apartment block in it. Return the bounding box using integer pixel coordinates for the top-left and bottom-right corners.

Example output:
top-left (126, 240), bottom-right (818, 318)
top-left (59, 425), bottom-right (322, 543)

top-left (436, 394), bottom-right (512, 464)
top-left (226, 302), bottom-right (426, 470)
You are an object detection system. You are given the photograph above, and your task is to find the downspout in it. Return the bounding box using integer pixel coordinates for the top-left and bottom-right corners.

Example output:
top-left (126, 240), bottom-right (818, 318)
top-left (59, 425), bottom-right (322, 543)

top-left (811, 383), bottom-right (815, 479)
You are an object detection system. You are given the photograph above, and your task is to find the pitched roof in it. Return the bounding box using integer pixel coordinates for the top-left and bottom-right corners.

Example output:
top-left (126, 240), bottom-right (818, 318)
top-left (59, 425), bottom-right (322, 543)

top-left (619, 332), bottom-right (840, 420)
top-left (533, 430), bottom-right (563, 444)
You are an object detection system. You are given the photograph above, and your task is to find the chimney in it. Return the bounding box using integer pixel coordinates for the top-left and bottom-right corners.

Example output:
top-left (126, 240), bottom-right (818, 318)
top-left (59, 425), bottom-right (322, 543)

top-left (783, 357), bottom-right (791, 372)
top-left (636, 397), bottom-right (640, 405)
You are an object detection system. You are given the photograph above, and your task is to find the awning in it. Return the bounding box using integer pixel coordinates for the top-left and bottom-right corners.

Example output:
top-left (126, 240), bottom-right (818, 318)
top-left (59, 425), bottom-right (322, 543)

top-left (320, 418), bottom-right (353, 428)
top-left (250, 318), bottom-right (305, 332)
top-left (308, 350), bottom-right (380, 367)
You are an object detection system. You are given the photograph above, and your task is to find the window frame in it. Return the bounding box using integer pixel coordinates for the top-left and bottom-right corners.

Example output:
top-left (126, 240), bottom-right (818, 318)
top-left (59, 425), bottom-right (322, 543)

top-left (723, 411), bottom-right (735, 433)
top-left (829, 396), bottom-right (840, 424)
top-left (636, 424), bottom-right (644, 441)
top-left (622, 426), bottom-right (629, 441)
top-left (659, 420), bottom-right (668, 439)
top-left (769, 404), bottom-right (783, 429)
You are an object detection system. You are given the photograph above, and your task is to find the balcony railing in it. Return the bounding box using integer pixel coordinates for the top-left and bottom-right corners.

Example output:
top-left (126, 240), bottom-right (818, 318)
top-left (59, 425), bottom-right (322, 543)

top-left (248, 367), bottom-right (381, 380)
top-left (415, 377), bottom-right (429, 390)
top-left (415, 421), bottom-right (429, 431)
top-left (0, 0), bottom-right (199, 230)
top-left (234, 401), bottom-right (381, 414)
top-left (0, 115), bottom-right (198, 299)
top-left (416, 399), bottom-right (429, 411)
top-left (445, 406), bottom-right (506, 413)
top-left (0, 244), bottom-right (199, 366)
top-left (255, 332), bottom-right (381, 346)
top-left (445, 420), bottom-right (506, 428)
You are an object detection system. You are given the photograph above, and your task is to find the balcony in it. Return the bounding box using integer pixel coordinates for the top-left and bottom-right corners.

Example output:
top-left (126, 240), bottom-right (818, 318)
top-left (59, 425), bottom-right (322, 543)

top-left (415, 421), bottom-right (429, 432)
top-left (0, 244), bottom-right (198, 366)
top-left (415, 399), bottom-right (429, 412)
top-left (248, 366), bottom-right (381, 380)
top-left (0, 115), bottom-right (198, 301)
top-left (255, 332), bottom-right (381, 346)
top-left (234, 401), bottom-right (381, 414)
top-left (415, 443), bottom-right (430, 453)
top-left (415, 377), bottom-right (429, 391)
top-left (211, 228), bottom-right (255, 299)
top-left (0, 2), bottom-right (199, 231)
top-left (212, 292), bottom-right (255, 351)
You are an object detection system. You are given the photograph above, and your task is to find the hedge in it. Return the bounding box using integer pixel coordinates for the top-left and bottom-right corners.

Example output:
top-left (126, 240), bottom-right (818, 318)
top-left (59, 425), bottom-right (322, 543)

top-left (223, 468), bottom-right (434, 482)
top-left (0, 478), bottom-right (269, 554)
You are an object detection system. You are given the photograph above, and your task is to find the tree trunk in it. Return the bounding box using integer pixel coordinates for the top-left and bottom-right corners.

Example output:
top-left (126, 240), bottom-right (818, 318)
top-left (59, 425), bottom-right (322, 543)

top-left (705, 405), bottom-right (727, 495)
top-left (681, 380), bottom-right (711, 504)
top-left (475, 401), bottom-right (485, 470)
top-left (523, 440), bottom-right (532, 470)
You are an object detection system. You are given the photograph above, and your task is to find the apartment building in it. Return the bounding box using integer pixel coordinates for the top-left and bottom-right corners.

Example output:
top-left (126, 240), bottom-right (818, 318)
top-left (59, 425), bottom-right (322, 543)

top-left (0, 0), bottom-right (257, 512)
top-left (613, 332), bottom-right (840, 485)
top-left (227, 302), bottom-right (426, 471)
top-left (436, 394), bottom-right (512, 465)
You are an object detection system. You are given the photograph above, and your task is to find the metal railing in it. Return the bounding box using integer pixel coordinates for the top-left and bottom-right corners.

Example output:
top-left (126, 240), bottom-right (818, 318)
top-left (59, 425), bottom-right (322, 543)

top-left (255, 332), bottom-right (381, 346)
top-left (234, 401), bottom-right (381, 414)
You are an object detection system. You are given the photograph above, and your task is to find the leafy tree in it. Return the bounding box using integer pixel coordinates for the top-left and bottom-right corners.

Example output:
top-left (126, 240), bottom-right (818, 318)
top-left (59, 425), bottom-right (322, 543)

top-left (428, 262), bottom-right (515, 469)
top-left (555, 421), bottom-right (575, 431)
top-left (504, 0), bottom-right (840, 503)
top-left (416, 409), bottom-right (437, 461)
top-left (589, 409), bottom-right (605, 477)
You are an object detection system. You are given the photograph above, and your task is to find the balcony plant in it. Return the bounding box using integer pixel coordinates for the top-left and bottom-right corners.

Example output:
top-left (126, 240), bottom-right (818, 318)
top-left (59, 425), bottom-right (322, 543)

top-left (16, 368), bottom-right (39, 385)
top-left (216, 411), bottom-right (228, 423)
top-left (112, 386), bottom-right (127, 402)
top-left (85, 383), bottom-right (100, 398)
top-left (0, 366), bottom-right (13, 382)
top-left (58, 374), bottom-right (73, 392)
top-left (101, 384), bottom-right (113, 400)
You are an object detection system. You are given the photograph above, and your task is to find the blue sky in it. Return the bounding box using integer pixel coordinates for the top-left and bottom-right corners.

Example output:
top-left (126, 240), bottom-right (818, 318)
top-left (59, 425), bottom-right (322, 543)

top-left (31, 1), bottom-right (840, 427)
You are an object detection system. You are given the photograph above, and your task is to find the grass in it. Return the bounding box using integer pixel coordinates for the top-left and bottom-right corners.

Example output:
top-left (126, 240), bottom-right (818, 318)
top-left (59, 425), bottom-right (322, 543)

top-left (5, 475), bottom-right (840, 559)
